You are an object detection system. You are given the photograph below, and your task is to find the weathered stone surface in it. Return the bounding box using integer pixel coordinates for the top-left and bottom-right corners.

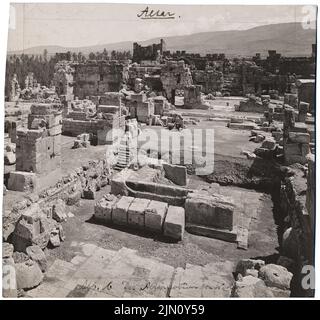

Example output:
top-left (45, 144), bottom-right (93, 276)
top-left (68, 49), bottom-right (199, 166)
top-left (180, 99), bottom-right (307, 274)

top-left (49, 229), bottom-right (61, 247)
top-left (261, 137), bottom-right (276, 150)
top-left (277, 256), bottom-right (295, 272)
top-left (269, 287), bottom-right (291, 297)
top-left (5, 143), bottom-right (16, 153)
top-left (40, 216), bottom-right (57, 234)
top-left (186, 223), bottom-right (237, 242)
top-left (145, 200), bottom-right (168, 232)
top-left (66, 190), bottom-right (82, 205)
top-left (164, 206), bottom-right (185, 241)
top-left (254, 147), bottom-right (274, 159)
top-left (253, 134), bottom-right (265, 143)
top-left (282, 227), bottom-right (299, 260)
top-left (235, 259), bottom-right (265, 276)
top-left (232, 275), bottom-right (274, 298)
top-left (163, 163), bottom-right (187, 186)
top-left (186, 191), bottom-right (234, 230)
top-left (32, 232), bottom-right (50, 250)
top-left (258, 264), bottom-right (293, 290)
top-left (13, 252), bottom-right (29, 264)
top-left (52, 199), bottom-right (68, 222)
top-left (288, 132), bottom-right (310, 144)
top-left (83, 185), bottom-right (96, 199)
top-left (228, 122), bottom-right (258, 130)
top-left (8, 171), bottom-right (37, 192)
top-left (12, 207), bottom-right (42, 252)
top-left (3, 243), bottom-right (14, 259)
top-left (26, 245), bottom-right (47, 272)
top-left (94, 194), bottom-right (118, 222)
top-left (241, 150), bottom-right (256, 159)
top-left (128, 198), bottom-right (150, 228)
top-left (4, 151), bottom-right (16, 165)
top-left (245, 269), bottom-right (259, 277)
top-left (272, 131), bottom-right (283, 142)
top-left (15, 260), bottom-right (43, 290)
top-left (284, 143), bottom-right (307, 156)
top-left (112, 196), bottom-right (134, 225)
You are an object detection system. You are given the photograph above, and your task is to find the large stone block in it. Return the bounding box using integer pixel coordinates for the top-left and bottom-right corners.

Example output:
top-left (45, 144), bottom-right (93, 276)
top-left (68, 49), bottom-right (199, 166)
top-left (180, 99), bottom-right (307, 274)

top-left (232, 275), bottom-right (274, 298)
top-left (94, 194), bottom-right (119, 222)
top-left (163, 163), bottom-right (187, 186)
top-left (145, 200), bottom-right (168, 232)
top-left (261, 137), bottom-right (276, 150)
top-left (52, 199), bottom-right (68, 222)
top-left (26, 245), bottom-right (47, 272)
top-left (8, 171), bottom-right (37, 192)
top-left (15, 260), bottom-right (43, 290)
top-left (4, 151), bottom-right (16, 165)
top-left (163, 206), bottom-right (185, 241)
top-left (185, 192), bottom-right (234, 230)
top-left (131, 93), bottom-right (146, 103)
top-left (128, 198), bottom-right (150, 228)
top-left (288, 132), bottom-right (310, 144)
top-left (112, 196), bottom-right (134, 225)
top-left (235, 259), bottom-right (265, 276)
top-left (30, 103), bottom-right (54, 115)
top-left (284, 143), bottom-right (301, 156)
top-left (259, 264), bottom-right (293, 290)
top-left (97, 105), bottom-right (119, 114)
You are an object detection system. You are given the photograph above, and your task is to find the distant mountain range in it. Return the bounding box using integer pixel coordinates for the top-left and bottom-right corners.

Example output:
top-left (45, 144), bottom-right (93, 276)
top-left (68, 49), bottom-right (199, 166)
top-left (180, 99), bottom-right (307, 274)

top-left (8, 22), bottom-right (316, 57)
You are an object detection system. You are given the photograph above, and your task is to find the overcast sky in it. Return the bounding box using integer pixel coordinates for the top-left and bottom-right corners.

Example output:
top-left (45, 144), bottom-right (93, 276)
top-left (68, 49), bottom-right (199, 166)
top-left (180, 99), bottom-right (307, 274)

top-left (7, 3), bottom-right (316, 51)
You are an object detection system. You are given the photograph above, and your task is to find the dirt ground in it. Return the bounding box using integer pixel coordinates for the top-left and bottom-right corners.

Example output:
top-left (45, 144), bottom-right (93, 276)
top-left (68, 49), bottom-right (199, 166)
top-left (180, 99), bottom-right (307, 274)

top-left (46, 181), bottom-right (279, 271)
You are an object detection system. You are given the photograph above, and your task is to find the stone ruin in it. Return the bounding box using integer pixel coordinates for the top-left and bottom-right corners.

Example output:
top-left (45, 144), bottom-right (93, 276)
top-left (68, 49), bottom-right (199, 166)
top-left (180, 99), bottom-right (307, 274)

top-left (3, 39), bottom-right (316, 299)
top-left (62, 92), bottom-right (125, 145)
top-left (8, 103), bottom-right (62, 192)
top-left (160, 60), bottom-right (193, 104)
top-left (283, 106), bottom-right (310, 165)
top-left (73, 60), bottom-right (128, 99)
top-left (53, 61), bottom-right (74, 101)
top-left (132, 39), bottom-right (165, 64)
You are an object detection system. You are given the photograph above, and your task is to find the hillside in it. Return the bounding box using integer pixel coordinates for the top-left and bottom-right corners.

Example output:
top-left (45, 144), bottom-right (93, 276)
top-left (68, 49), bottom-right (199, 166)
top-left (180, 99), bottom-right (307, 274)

top-left (8, 22), bottom-right (316, 57)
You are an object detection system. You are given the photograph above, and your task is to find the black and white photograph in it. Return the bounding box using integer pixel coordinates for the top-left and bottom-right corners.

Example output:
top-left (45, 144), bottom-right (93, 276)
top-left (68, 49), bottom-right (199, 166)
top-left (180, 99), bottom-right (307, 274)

top-left (0, 1), bottom-right (318, 301)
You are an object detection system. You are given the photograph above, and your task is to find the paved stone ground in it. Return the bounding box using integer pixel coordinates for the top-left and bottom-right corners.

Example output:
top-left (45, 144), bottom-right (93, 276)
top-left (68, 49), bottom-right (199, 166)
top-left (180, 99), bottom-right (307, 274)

top-left (26, 242), bottom-right (234, 298)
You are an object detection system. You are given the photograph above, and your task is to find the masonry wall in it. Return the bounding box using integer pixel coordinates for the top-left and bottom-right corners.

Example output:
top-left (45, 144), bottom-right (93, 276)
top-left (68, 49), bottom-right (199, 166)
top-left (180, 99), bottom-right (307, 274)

top-left (15, 104), bottom-right (62, 174)
top-left (73, 62), bottom-right (127, 99)
top-left (278, 156), bottom-right (315, 296)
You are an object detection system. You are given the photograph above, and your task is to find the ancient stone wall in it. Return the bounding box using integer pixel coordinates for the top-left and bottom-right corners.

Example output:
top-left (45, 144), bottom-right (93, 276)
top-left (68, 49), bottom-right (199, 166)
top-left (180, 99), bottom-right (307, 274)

top-left (53, 61), bottom-right (74, 100)
top-left (160, 61), bottom-right (193, 103)
top-left (183, 85), bottom-right (202, 109)
top-left (277, 156), bottom-right (315, 296)
top-left (238, 95), bottom-right (269, 113)
top-left (15, 103), bottom-right (62, 174)
top-left (283, 106), bottom-right (310, 165)
top-left (192, 70), bottom-right (224, 93)
top-left (73, 61), bottom-right (127, 99)
top-left (132, 39), bottom-right (165, 63)
top-left (3, 159), bottom-right (111, 243)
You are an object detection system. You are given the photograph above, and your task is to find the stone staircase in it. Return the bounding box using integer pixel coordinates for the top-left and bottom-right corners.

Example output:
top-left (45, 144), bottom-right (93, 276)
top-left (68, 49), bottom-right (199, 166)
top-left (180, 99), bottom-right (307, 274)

top-left (114, 136), bottom-right (133, 171)
top-left (26, 243), bottom-right (235, 298)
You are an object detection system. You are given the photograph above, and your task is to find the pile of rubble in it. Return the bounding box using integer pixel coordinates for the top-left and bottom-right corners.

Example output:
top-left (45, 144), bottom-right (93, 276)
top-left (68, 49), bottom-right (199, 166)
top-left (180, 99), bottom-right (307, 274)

top-left (3, 198), bottom-right (72, 297)
top-left (232, 259), bottom-right (293, 297)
